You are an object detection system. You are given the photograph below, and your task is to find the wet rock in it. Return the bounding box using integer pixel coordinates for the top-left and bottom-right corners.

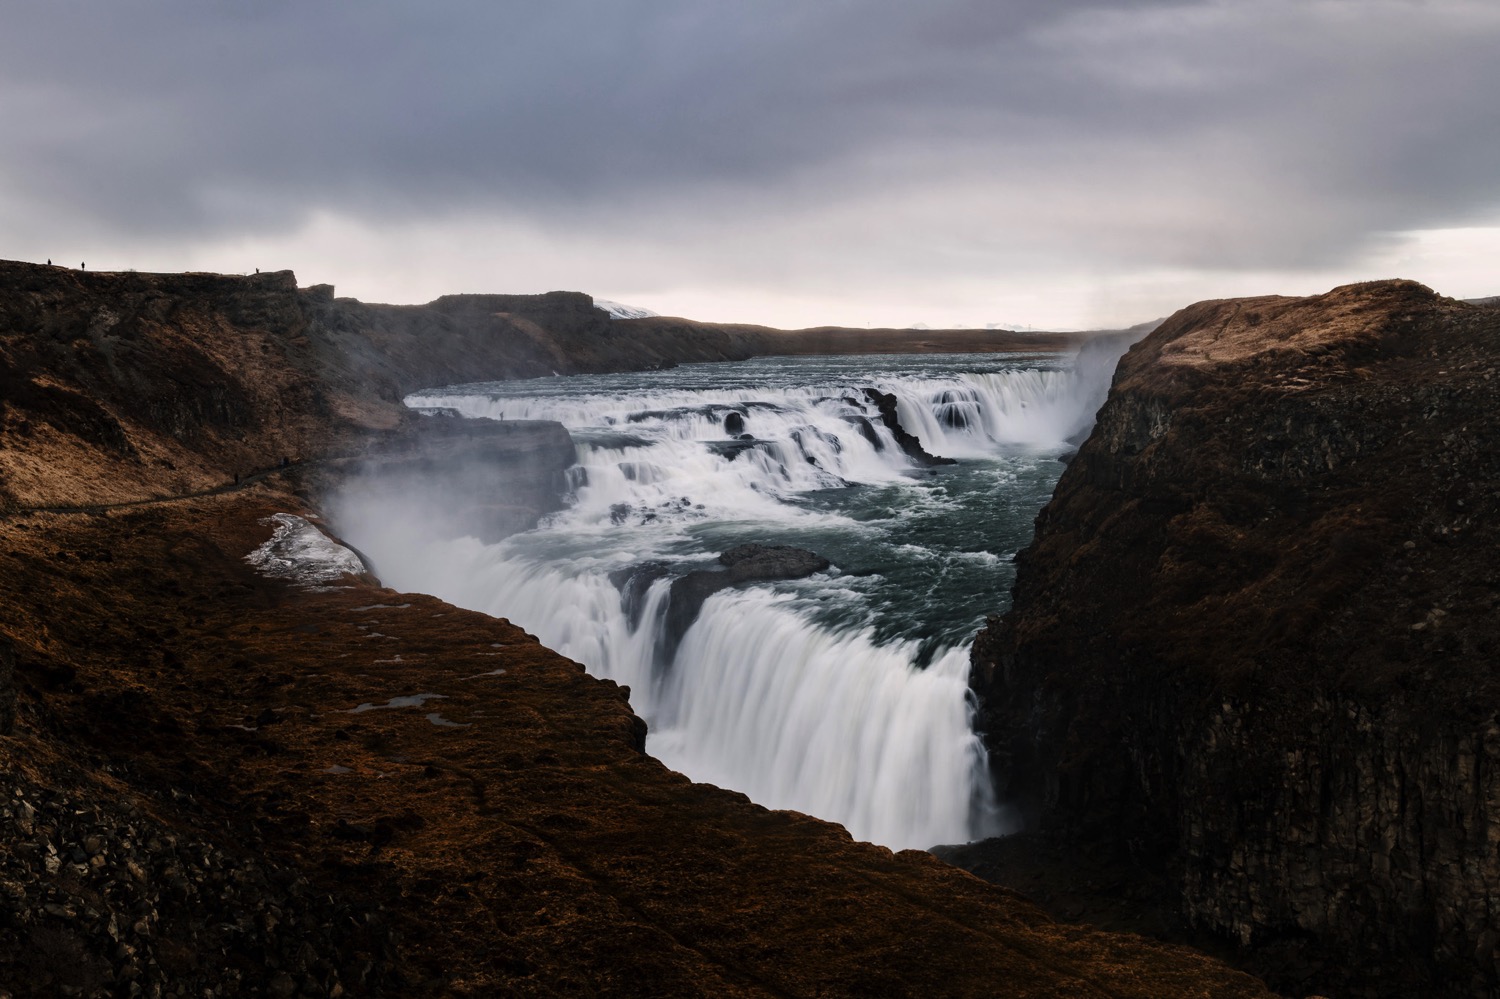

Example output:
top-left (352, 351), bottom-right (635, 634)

top-left (718, 543), bottom-right (831, 583)
top-left (659, 545), bottom-right (832, 669)
top-left (844, 414), bottom-right (885, 451)
top-left (723, 411), bottom-right (746, 435)
top-left (861, 388), bottom-right (955, 466)
top-left (704, 439), bottom-right (763, 462)
top-left (607, 561), bottom-right (672, 630)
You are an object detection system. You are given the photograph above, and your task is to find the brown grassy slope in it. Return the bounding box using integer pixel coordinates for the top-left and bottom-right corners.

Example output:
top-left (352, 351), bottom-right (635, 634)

top-left (0, 491), bottom-right (1274, 997)
top-left (0, 266), bottom-right (338, 507)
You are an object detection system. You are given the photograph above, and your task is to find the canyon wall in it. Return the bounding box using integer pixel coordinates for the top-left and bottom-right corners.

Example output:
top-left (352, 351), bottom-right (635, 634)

top-left (970, 280), bottom-right (1500, 996)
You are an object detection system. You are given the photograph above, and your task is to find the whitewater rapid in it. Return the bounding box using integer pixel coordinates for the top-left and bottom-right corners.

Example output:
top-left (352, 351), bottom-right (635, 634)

top-left (333, 351), bottom-right (1116, 849)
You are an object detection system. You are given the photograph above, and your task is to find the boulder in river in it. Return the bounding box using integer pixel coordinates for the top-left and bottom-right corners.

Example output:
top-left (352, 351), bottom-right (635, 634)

top-left (607, 544), bottom-right (833, 672)
top-left (862, 388), bottom-right (955, 466)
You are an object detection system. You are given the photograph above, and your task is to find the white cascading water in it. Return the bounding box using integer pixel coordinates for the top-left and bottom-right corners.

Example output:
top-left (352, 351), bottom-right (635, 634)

top-left (333, 352), bottom-right (1120, 850)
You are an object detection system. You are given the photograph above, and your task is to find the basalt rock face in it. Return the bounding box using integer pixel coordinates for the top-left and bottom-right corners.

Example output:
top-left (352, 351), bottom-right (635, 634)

top-left (970, 280), bottom-right (1500, 997)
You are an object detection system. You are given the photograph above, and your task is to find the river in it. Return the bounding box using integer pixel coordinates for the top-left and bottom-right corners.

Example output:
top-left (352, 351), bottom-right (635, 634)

top-left (332, 349), bottom-right (1113, 849)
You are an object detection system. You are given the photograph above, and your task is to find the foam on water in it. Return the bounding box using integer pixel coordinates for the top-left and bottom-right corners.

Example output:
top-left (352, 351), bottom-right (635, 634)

top-left (339, 351), bottom-right (1118, 849)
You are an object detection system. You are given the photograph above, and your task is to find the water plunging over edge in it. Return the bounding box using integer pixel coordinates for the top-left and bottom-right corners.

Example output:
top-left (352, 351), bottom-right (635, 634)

top-left (330, 350), bottom-right (1123, 849)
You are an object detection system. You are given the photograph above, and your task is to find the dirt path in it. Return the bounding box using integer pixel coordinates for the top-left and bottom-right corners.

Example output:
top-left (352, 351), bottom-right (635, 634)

top-left (0, 458), bottom-right (323, 519)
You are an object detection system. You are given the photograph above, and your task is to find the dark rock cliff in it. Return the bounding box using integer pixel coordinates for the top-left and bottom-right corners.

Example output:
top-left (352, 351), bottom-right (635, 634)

top-left (969, 280), bottom-right (1500, 997)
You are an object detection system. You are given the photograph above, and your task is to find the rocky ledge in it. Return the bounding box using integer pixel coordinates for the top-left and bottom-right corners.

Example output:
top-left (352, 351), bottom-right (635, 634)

top-left (968, 280), bottom-right (1500, 997)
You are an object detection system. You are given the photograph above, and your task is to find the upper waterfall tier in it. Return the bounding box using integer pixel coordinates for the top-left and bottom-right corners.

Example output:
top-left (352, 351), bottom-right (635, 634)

top-left (339, 351), bottom-right (1116, 849)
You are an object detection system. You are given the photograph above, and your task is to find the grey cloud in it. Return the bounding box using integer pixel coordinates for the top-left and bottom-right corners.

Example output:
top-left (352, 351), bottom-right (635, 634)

top-left (0, 1), bottom-right (1497, 279)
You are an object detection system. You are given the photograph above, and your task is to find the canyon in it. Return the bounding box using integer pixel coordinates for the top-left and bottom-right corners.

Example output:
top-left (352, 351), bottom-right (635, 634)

top-left (4, 259), bottom-right (1495, 997)
top-left (0, 261), bottom-right (1262, 997)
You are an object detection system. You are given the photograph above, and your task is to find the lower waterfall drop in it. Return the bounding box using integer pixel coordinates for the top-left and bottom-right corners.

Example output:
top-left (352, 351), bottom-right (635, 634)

top-left (335, 351), bottom-right (1108, 850)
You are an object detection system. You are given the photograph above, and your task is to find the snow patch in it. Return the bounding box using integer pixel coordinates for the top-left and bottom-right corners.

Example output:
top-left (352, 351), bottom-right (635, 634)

top-left (345, 693), bottom-right (445, 714)
top-left (246, 514), bottom-right (366, 587)
top-left (594, 298), bottom-right (660, 319)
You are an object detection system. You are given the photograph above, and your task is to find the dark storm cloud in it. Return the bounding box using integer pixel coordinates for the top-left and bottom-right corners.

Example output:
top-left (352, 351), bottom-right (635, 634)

top-left (2, 1), bottom-right (1498, 273)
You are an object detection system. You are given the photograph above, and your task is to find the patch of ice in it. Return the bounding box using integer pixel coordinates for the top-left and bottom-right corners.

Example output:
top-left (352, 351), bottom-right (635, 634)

top-left (246, 514), bottom-right (366, 586)
top-left (426, 713), bottom-right (471, 728)
top-left (344, 693), bottom-right (445, 714)
top-left (461, 668), bottom-right (507, 679)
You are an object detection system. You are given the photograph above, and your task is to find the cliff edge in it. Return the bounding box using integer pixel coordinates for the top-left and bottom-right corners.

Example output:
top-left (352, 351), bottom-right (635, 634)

top-left (970, 280), bottom-right (1500, 996)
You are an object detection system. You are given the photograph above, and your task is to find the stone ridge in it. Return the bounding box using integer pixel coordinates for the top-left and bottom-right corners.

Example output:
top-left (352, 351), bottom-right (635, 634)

top-left (0, 260), bottom-right (1274, 996)
top-left (969, 279), bottom-right (1500, 997)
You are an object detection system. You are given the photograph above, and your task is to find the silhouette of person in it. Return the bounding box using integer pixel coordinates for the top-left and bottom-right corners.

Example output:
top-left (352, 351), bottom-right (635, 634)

top-left (80, 262), bottom-right (85, 270)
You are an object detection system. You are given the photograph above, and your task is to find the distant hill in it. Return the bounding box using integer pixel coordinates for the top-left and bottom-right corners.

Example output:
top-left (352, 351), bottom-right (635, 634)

top-left (592, 298), bottom-right (660, 319)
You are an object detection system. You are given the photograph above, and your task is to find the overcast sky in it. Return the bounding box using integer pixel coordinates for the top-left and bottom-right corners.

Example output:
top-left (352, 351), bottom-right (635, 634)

top-left (1, 1), bottom-right (1496, 329)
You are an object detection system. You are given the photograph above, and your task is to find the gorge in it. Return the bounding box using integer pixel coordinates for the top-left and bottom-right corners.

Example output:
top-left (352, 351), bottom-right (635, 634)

top-left (2, 259), bottom-right (1496, 997)
top-left (330, 351), bottom-right (1109, 851)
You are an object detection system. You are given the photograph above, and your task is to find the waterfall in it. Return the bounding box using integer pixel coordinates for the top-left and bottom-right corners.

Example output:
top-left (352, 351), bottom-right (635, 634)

top-left (335, 353), bottom-right (1100, 850)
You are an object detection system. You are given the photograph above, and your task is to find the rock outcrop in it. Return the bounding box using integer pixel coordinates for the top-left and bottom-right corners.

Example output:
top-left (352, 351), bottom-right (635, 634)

top-left (862, 388), bottom-right (955, 466)
top-left (611, 545), bottom-right (835, 669)
top-left (969, 279), bottom-right (1500, 997)
top-left (664, 544), bottom-right (832, 649)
